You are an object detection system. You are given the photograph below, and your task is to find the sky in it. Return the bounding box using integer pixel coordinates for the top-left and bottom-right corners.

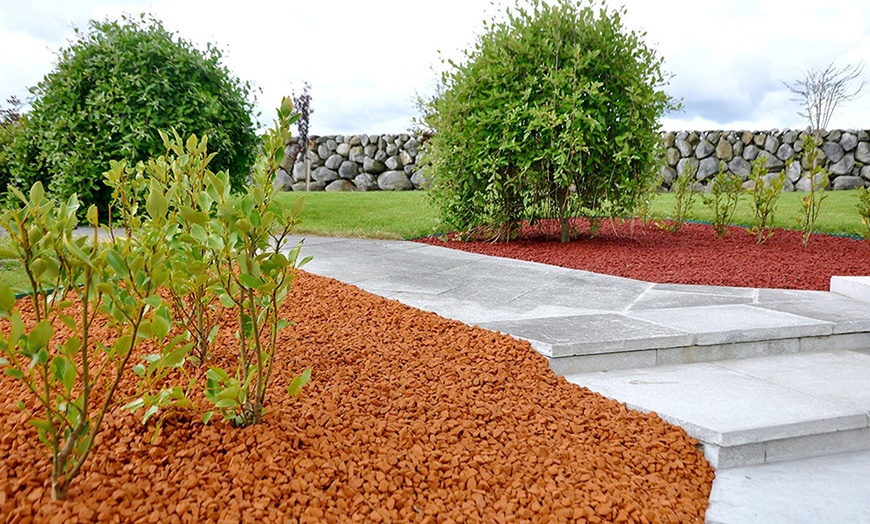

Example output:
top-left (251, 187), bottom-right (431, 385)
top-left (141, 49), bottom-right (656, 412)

top-left (1, 0), bottom-right (869, 135)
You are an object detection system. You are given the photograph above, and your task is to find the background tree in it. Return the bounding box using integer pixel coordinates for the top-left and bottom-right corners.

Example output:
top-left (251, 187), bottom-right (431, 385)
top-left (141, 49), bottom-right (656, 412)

top-left (0, 97), bottom-right (24, 196)
top-left (7, 14), bottom-right (258, 215)
top-left (422, 0), bottom-right (674, 242)
top-left (292, 82), bottom-right (313, 190)
top-left (784, 62), bottom-right (866, 132)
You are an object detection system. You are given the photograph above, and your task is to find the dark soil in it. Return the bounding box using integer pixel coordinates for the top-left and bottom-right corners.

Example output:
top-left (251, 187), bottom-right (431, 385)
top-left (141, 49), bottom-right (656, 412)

top-left (1, 272), bottom-right (713, 523)
top-left (417, 219), bottom-right (870, 291)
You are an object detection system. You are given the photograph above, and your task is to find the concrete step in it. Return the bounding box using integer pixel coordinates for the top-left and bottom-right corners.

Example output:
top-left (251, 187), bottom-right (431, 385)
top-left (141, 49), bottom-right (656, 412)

top-left (564, 350), bottom-right (870, 469)
top-left (479, 292), bottom-right (870, 374)
top-left (831, 275), bottom-right (870, 304)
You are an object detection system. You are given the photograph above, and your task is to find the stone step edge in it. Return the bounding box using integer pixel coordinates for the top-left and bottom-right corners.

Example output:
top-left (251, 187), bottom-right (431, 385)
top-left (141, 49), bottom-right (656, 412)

top-left (831, 275), bottom-right (870, 304)
top-left (703, 425), bottom-right (870, 469)
top-left (547, 332), bottom-right (870, 375)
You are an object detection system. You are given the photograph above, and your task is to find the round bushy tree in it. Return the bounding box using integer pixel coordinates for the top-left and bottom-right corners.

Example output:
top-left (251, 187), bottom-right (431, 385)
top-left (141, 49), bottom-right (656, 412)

top-left (10, 14), bottom-right (258, 214)
top-left (422, 0), bottom-right (674, 241)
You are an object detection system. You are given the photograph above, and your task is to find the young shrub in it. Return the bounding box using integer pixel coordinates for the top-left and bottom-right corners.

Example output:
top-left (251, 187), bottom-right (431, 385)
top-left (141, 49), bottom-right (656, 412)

top-left (11, 14), bottom-right (258, 215)
top-left (0, 182), bottom-right (187, 500)
top-left (203, 97), bottom-right (311, 426)
top-left (421, 0), bottom-right (675, 242)
top-left (796, 133), bottom-right (829, 247)
top-left (857, 186), bottom-right (870, 246)
top-left (658, 161), bottom-right (698, 234)
top-left (747, 156), bottom-right (786, 244)
top-left (702, 161), bottom-right (743, 238)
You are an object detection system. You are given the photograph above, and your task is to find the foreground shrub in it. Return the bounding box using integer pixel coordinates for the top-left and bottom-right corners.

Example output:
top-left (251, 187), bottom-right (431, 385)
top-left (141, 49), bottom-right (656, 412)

top-left (421, 0), bottom-right (674, 242)
top-left (8, 14), bottom-right (258, 215)
top-left (0, 183), bottom-right (187, 500)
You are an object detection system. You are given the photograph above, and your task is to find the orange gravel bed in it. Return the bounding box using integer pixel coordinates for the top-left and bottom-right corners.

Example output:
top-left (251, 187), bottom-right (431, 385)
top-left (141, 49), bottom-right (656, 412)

top-left (1, 272), bottom-right (713, 523)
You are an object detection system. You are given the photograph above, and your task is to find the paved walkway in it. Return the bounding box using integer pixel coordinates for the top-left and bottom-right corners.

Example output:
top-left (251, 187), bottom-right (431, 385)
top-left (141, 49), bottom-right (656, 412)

top-left (289, 235), bottom-right (870, 523)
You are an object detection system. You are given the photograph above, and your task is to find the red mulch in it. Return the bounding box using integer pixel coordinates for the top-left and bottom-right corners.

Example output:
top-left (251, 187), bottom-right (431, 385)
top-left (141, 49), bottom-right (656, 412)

top-left (416, 218), bottom-right (870, 291)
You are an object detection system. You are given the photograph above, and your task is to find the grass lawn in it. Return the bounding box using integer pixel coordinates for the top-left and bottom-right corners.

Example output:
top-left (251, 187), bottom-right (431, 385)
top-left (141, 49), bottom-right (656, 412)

top-left (648, 189), bottom-right (866, 238)
top-left (276, 191), bottom-right (443, 240)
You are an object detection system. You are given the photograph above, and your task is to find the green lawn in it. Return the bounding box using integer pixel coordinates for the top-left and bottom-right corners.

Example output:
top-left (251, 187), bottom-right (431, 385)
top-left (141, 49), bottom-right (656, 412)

top-left (648, 189), bottom-right (866, 238)
top-left (276, 191), bottom-right (443, 240)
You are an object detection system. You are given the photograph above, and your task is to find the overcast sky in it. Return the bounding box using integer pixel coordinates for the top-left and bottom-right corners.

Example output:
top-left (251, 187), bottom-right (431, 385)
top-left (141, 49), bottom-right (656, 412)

top-left (1, 0), bottom-right (869, 135)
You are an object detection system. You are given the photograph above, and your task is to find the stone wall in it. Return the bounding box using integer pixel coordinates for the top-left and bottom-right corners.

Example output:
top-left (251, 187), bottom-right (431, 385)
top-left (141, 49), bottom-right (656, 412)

top-left (273, 133), bottom-right (430, 192)
top-left (661, 129), bottom-right (870, 192)
top-left (273, 128), bottom-right (870, 192)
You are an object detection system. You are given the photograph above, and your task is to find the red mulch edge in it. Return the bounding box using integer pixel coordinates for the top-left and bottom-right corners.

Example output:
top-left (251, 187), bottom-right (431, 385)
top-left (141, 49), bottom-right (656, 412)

top-left (417, 218), bottom-right (870, 291)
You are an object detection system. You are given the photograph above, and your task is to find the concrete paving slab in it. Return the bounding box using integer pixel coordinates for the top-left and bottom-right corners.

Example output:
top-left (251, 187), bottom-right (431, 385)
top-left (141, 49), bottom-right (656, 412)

top-left (714, 351), bottom-right (870, 412)
top-left (830, 275), bottom-right (870, 304)
top-left (651, 283), bottom-right (756, 298)
top-left (627, 305), bottom-right (833, 345)
top-left (512, 274), bottom-right (653, 313)
top-left (655, 338), bottom-right (802, 366)
top-left (755, 295), bottom-right (870, 334)
top-left (563, 362), bottom-right (867, 448)
top-left (479, 314), bottom-right (693, 357)
top-left (707, 449), bottom-right (870, 524)
top-left (628, 288), bottom-right (754, 310)
top-left (755, 287), bottom-right (833, 304)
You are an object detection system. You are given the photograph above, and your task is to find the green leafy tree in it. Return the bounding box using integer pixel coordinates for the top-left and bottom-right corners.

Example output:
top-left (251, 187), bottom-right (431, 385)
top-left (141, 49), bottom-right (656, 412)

top-left (421, 0), bottom-right (674, 242)
top-left (8, 14), bottom-right (258, 215)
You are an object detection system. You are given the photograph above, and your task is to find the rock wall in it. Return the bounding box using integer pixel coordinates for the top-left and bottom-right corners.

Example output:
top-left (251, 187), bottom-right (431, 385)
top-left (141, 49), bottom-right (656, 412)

top-left (661, 129), bottom-right (870, 192)
top-left (274, 128), bottom-right (870, 192)
top-left (273, 133), bottom-right (430, 192)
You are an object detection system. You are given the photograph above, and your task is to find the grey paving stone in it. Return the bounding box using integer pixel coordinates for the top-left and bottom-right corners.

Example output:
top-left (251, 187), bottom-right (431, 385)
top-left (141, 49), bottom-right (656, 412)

top-left (564, 362), bottom-right (867, 447)
top-left (655, 338), bottom-right (801, 366)
top-left (707, 450), bottom-right (870, 524)
top-left (628, 288), bottom-right (754, 310)
top-left (830, 275), bottom-right (870, 304)
top-left (479, 314), bottom-right (692, 357)
top-left (756, 296), bottom-right (870, 334)
top-left (627, 304), bottom-right (833, 345)
top-left (713, 351), bottom-right (870, 411)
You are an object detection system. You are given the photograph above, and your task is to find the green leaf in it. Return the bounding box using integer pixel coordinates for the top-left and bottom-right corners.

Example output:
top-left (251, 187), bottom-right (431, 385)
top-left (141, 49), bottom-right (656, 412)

top-left (238, 273), bottom-right (260, 289)
top-left (0, 281), bottom-right (16, 314)
top-left (180, 206), bottom-right (208, 226)
top-left (289, 196), bottom-right (305, 220)
top-left (152, 314), bottom-right (170, 340)
top-left (105, 249), bottom-right (128, 276)
top-left (132, 364), bottom-right (145, 377)
top-left (162, 345), bottom-right (187, 368)
top-left (122, 398), bottom-right (145, 411)
top-left (4, 368), bottom-right (24, 380)
top-left (214, 398), bottom-right (237, 409)
top-left (146, 185), bottom-right (169, 220)
top-left (202, 411), bottom-right (214, 425)
top-left (28, 321), bottom-right (53, 352)
top-left (218, 294), bottom-right (236, 308)
top-left (28, 417), bottom-right (52, 433)
top-left (287, 368), bottom-right (312, 397)
top-left (143, 405), bottom-right (159, 424)
top-left (29, 182), bottom-right (45, 204)
top-left (114, 335), bottom-right (133, 357)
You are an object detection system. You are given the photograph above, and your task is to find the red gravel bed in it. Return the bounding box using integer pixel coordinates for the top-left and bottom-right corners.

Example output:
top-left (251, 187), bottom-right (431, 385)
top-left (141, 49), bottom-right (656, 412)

top-left (1, 272), bottom-right (713, 523)
top-left (417, 219), bottom-right (870, 291)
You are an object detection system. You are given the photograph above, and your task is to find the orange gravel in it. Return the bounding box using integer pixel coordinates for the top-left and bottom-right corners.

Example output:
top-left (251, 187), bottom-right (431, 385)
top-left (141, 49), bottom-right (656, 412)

top-left (1, 272), bottom-right (713, 523)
